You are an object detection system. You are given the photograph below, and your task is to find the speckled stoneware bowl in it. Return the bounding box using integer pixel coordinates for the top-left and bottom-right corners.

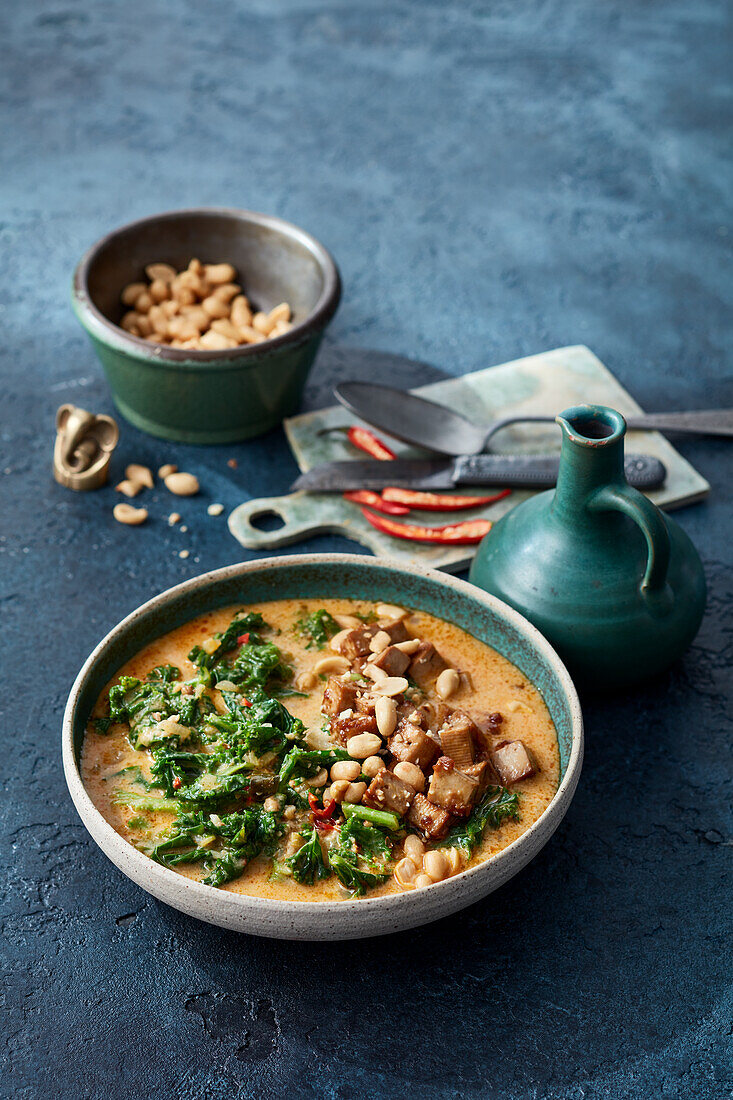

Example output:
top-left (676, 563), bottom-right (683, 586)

top-left (71, 208), bottom-right (341, 443)
top-left (63, 554), bottom-right (583, 940)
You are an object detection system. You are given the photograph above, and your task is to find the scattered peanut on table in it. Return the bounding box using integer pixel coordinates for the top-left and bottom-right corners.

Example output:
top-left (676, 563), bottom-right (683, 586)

top-left (119, 259), bottom-right (294, 349)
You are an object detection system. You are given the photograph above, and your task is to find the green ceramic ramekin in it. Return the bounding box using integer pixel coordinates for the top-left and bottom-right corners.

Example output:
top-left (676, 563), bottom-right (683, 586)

top-left (71, 208), bottom-right (341, 444)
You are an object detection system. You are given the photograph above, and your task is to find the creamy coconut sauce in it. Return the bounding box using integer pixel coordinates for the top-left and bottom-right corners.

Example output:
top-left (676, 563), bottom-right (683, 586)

top-left (82, 599), bottom-right (559, 901)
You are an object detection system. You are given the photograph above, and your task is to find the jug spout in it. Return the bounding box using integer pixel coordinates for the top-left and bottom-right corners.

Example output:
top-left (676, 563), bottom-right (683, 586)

top-left (552, 404), bottom-right (627, 522)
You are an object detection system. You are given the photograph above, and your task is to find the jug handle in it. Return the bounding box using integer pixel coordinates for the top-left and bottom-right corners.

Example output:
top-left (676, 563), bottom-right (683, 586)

top-left (589, 484), bottom-right (670, 596)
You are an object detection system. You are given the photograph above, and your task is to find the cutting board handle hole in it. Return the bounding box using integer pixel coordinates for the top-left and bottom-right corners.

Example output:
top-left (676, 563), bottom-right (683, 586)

top-left (249, 509), bottom-right (286, 532)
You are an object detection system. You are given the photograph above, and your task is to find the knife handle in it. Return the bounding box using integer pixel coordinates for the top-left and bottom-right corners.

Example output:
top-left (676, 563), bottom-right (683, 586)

top-left (454, 453), bottom-right (667, 491)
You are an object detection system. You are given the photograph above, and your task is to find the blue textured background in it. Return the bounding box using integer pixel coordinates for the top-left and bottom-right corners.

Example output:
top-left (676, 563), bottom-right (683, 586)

top-left (1, 2), bottom-right (731, 1097)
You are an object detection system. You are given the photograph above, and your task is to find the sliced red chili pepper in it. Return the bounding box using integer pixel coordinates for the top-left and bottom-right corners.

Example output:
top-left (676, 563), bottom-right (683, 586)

top-left (236, 632), bottom-right (250, 645)
top-left (315, 819), bottom-right (335, 832)
top-left (381, 487), bottom-right (512, 512)
top-left (342, 490), bottom-right (410, 515)
top-left (172, 776), bottom-right (182, 790)
top-left (360, 507), bottom-right (493, 545)
top-left (347, 426), bottom-right (396, 461)
top-left (308, 793), bottom-right (336, 820)
top-left (240, 696), bottom-right (251, 708)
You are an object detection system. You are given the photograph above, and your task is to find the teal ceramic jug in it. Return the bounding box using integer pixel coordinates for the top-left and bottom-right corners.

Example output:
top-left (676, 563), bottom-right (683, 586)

top-left (469, 405), bottom-right (706, 688)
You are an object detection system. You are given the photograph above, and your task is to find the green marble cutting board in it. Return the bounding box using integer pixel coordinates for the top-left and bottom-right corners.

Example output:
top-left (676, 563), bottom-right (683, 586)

top-left (227, 345), bottom-right (709, 572)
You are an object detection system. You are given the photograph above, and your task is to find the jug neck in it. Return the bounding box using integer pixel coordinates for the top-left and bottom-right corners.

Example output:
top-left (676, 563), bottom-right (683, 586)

top-left (552, 405), bottom-right (627, 524)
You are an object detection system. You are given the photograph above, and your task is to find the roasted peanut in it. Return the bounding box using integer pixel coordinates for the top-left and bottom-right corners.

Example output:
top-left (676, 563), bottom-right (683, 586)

top-left (230, 295), bottom-right (253, 328)
top-left (204, 263), bottom-right (237, 284)
top-left (436, 668), bottom-right (460, 700)
top-left (164, 471), bottom-right (200, 496)
top-left (394, 857), bottom-right (418, 889)
top-left (330, 760), bottom-right (362, 782)
top-left (294, 670), bottom-right (318, 692)
top-left (252, 311), bottom-right (275, 335)
top-left (149, 278), bottom-right (170, 303)
top-left (423, 850), bottom-right (450, 883)
top-left (375, 695), bottom-right (397, 738)
top-left (312, 655), bottom-right (350, 675)
top-left (342, 781), bottom-right (367, 804)
top-left (210, 318), bottom-right (241, 341)
top-left (361, 755), bottom-right (385, 778)
top-left (145, 263), bottom-right (176, 283)
top-left (373, 676), bottom-right (408, 697)
top-left (369, 630), bottom-right (392, 654)
top-left (199, 329), bottom-right (237, 350)
top-left (403, 834), bottom-right (425, 863)
top-left (125, 463), bottom-right (154, 489)
top-left (393, 761), bottom-right (425, 791)
top-left (118, 261), bottom-right (291, 350)
top-left (377, 603), bottom-right (407, 620)
top-left (121, 282), bottom-right (148, 307)
top-left (158, 463), bottom-right (178, 479)
top-left (237, 324), bottom-right (265, 344)
top-left (212, 282), bottom-right (242, 303)
top-left (113, 503), bottom-right (148, 525)
top-left (347, 733), bottom-right (383, 760)
top-left (115, 479), bottom-right (142, 498)
top-left (303, 767), bottom-right (329, 788)
top-left (329, 779), bottom-right (351, 803)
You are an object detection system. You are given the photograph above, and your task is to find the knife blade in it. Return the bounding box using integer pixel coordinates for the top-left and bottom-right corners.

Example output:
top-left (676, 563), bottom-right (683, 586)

top-left (292, 452), bottom-right (667, 492)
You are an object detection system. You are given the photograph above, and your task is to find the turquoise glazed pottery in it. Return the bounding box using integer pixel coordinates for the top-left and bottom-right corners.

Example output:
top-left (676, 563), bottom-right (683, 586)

top-left (63, 554), bottom-right (583, 940)
top-left (72, 208), bottom-right (341, 443)
top-left (470, 405), bottom-right (706, 689)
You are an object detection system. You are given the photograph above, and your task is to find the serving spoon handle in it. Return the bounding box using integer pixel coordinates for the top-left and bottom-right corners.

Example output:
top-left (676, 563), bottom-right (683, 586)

top-left (483, 409), bottom-right (733, 448)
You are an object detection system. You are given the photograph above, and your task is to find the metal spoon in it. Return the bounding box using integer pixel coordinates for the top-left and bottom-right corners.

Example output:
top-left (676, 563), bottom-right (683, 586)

top-left (335, 382), bottom-right (733, 457)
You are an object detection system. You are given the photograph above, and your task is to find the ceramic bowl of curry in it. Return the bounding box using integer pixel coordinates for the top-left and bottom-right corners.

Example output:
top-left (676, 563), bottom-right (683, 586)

top-left (71, 208), bottom-right (341, 443)
top-left (63, 554), bottom-right (583, 940)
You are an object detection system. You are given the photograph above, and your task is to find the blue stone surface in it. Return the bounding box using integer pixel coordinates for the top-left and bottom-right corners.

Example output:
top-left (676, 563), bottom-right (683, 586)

top-left (1, 2), bottom-right (731, 1097)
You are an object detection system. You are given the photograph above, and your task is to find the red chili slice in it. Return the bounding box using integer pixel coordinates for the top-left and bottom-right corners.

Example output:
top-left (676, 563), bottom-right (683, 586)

top-left (381, 487), bottom-right (512, 512)
top-left (347, 426), bottom-right (396, 461)
top-left (172, 776), bottom-right (182, 790)
top-left (315, 820), bottom-right (335, 832)
top-left (360, 507), bottom-right (493, 545)
top-left (240, 696), bottom-right (251, 708)
top-left (342, 490), bottom-right (410, 515)
top-left (308, 793), bottom-right (336, 820)
top-left (237, 632), bottom-right (250, 645)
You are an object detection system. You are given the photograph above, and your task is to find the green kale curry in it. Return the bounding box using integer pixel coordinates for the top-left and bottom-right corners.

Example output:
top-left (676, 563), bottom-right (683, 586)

top-left (83, 599), bottom-right (559, 901)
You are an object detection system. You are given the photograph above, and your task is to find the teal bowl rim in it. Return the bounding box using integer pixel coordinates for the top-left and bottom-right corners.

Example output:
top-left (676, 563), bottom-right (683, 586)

top-left (62, 554), bottom-right (583, 938)
top-left (71, 206), bottom-right (342, 369)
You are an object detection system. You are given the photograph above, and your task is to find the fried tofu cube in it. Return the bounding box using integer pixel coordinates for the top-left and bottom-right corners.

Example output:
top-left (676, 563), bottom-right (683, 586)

top-left (427, 756), bottom-right (480, 817)
top-left (389, 722), bottom-right (440, 771)
top-left (331, 711), bottom-right (378, 745)
top-left (370, 644), bottom-right (411, 677)
top-left (322, 677), bottom-right (358, 717)
top-left (355, 691), bottom-right (378, 717)
top-left (438, 711), bottom-right (478, 770)
top-left (408, 793), bottom-right (453, 840)
top-left (462, 759), bottom-right (496, 794)
top-left (381, 618), bottom-right (410, 644)
top-left (413, 700), bottom-right (452, 735)
top-left (491, 740), bottom-right (537, 785)
top-left (340, 624), bottom-right (380, 660)
top-left (364, 768), bottom-right (415, 817)
top-left (409, 641), bottom-right (448, 686)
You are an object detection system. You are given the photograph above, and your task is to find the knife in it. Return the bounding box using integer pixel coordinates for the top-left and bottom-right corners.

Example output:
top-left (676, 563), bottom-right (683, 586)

top-left (335, 381), bottom-right (733, 457)
top-left (292, 452), bottom-right (667, 492)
